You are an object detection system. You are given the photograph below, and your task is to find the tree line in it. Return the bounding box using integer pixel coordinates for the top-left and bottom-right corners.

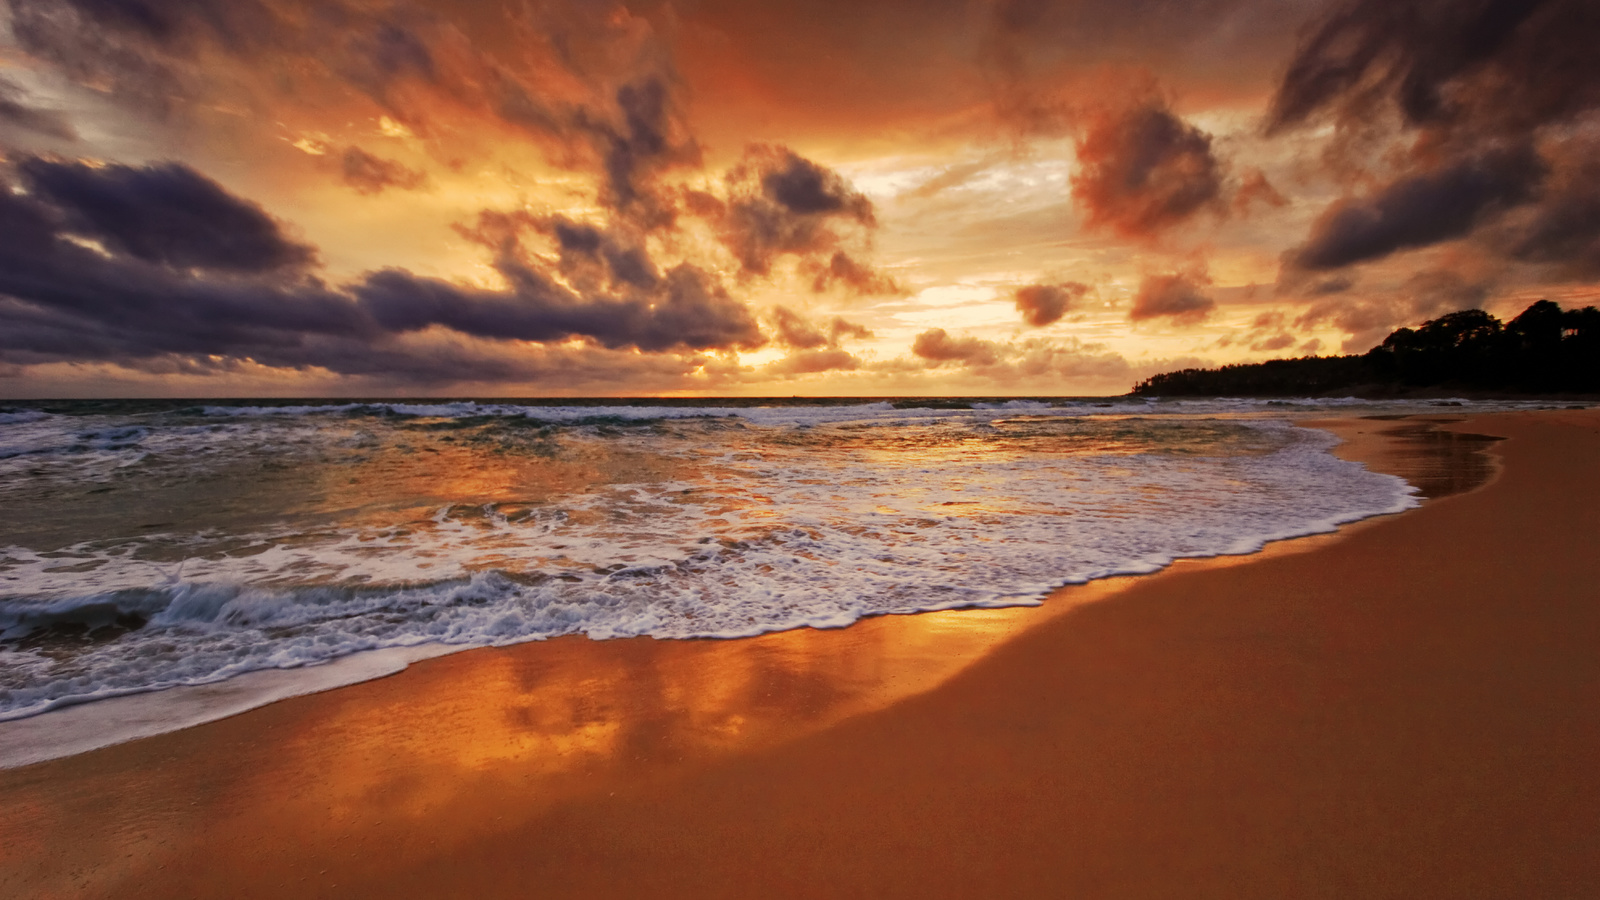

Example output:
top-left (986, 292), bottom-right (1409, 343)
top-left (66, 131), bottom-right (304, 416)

top-left (1131, 301), bottom-right (1600, 397)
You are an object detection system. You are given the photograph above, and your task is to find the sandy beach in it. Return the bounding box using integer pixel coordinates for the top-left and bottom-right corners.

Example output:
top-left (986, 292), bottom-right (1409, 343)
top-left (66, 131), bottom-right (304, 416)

top-left (2, 408), bottom-right (1597, 898)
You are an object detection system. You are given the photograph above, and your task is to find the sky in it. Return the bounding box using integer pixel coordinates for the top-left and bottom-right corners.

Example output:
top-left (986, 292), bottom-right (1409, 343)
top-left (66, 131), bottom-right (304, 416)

top-left (0, 0), bottom-right (1597, 397)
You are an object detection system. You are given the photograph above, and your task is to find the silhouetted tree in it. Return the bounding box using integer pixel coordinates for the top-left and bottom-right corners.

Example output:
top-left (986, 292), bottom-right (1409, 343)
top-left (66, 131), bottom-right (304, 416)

top-left (1131, 300), bottom-right (1600, 396)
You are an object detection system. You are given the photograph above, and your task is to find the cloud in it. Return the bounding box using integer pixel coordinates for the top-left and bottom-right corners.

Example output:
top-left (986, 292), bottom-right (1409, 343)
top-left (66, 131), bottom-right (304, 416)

top-left (808, 251), bottom-right (901, 295)
top-left (0, 183), bottom-right (370, 367)
top-left (356, 261), bottom-right (762, 354)
top-left (336, 18), bottom-right (438, 102)
top-left (0, 75), bottom-right (77, 141)
top-left (978, 0), bottom-right (1312, 136)
top-left (1285, 145), bottom-right (1546, 271)
top-left (1219, 311), bottom-right (1298, 353)
top-left (528, 213), bottom-right (662, 293)
top-left (1013, 281), bottom-right (1090, 326)
top-left (340, 146), bottom-right (426, 195)
top-left (1233, 168), bottom-right (1287, 214)
top-left (0, 156), bottom-right (766, 385)
top-left (911, 329), bottom-right (1001, 367)
top-left (8, 0), bottom-right (699, 221)
top-left (1130, 269), bottom-right (1215, 324)
top-left (771, 305), bottom-right (829, 350)
top-left (451, 209), bottom-right (667, 299)
top-left (1251, 333), bottom-right (1296, 351)
top-left (765, 347), bottom-right (861, 377)
top-left (16, 156), bottom-right (315, 272)
top-left (1308, 275), bottom-right (1355, 295)
top-left (898, 327), bottom-right (1201, 392)
top-left (7, 0), bottom-right (287, 115)
top-left (1293, 268), bottom-right (1494, 351)
top-left (587, 76), bottom-right (702, 219)
top-left (1265, 0), bottom-right (1596, 138)
top-left (770, 306), bottom-right (874, 351)
top-left (1006, 336), bottom-right (1141, 383)
top-left (759, 150), bottom-right (870, 216)
top-left (1070, 93), bottom-right (1225, 238)
top-left (900, 157), bottom-right (997, 201)
top-left (759, 306), bottom-right (873, 377)
top-left (707, 144), bottom-right (880, 278)
top-left (1266, 0), bottom-right (1600, 272)
top-left (828, 316), bottom-right (874, 343)
top-left (1503, 146), bottom-right (1600, 276)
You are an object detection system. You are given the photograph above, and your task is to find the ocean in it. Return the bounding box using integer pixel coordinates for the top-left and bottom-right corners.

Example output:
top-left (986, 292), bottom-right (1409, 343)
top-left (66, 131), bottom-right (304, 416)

top-left (0, 396), bottom-right (1536, 763)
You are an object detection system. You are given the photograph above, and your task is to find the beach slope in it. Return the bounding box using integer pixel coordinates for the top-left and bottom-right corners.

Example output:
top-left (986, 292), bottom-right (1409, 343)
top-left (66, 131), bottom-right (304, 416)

top-left (3, 409), bottom-right (1598, 898)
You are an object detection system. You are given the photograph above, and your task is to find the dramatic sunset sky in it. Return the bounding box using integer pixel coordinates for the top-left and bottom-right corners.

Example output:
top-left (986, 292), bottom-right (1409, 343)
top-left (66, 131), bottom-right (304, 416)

top-left (1, 0), bottom-right (1597, 396)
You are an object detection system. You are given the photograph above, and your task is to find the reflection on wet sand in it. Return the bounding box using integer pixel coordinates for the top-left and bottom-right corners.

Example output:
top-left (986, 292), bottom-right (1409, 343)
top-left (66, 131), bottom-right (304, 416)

top-left (1303, 415), bottom-right (1502, 499)
top-left (0, 595), bottom-right (1115, 896)
top-left (0, 415), bottom-right (1504, 898)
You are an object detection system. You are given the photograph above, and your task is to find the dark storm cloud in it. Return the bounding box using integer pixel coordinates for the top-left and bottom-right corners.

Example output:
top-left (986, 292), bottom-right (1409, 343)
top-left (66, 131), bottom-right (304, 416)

top-left (0, 76), bottom-right (77, 141)
top-left (1265, 0), bottom-right (1598, 138)
top-left (1070, 96), bottom-right (1224, 238)
top-left (547, 217), bottom-right (660, 291)
top-left (760, 152), bottom-right (866, 216)
top-left (364, 206), bottom-right (762, 353)
top-left (601, 78), bottom-right (672, 209)
top-left (354, 267), bottom-right (628, 345)
top-left (707, 145), bottom-right (884, 280)
top-left (1286, 145), bottom-right (1546, 271)
top-left (356, 262), bottom-right (761, 353)
top-left (1503, 150), bottom-right (1600, 276)
top-left (339, 146), bottom-right (427, 195)
top-left (1267, 0), bottom-right (1600, 271)
top-left (580, 76), bottom-right (702, 220)
top-left (452, 210), bottom-right (662, 295)
top-left (0, 157), bottom-right (766, 383)
top-left (0, 183), bottom-right (369, 364)
top-left (16, 157), bottom-right (315, 272)
top-left (1013, 281), bottom-right (1090, 327)
top-left (1129, 270), bottom-right (1215, 324)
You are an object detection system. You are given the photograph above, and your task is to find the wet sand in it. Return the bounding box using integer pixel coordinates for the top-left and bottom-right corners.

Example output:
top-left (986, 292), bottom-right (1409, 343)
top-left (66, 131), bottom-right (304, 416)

top-left (2, 410), bottom-right (1598, 898)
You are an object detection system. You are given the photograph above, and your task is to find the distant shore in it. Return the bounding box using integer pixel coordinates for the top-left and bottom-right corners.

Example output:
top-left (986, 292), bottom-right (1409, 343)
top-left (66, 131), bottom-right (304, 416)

top-left (2, 409), bottom-right (1597, 898)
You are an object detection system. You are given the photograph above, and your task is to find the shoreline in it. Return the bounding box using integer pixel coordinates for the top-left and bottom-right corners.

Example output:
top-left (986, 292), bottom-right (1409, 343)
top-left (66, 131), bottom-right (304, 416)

top-left (5, 410), bottom-right (1596, 897)
top-left (0, 412), bottom-right (1446, 770)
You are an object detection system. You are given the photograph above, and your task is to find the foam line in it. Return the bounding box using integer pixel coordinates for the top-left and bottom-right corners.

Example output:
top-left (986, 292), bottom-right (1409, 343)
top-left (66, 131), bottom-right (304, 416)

top-left (0, 645), bottom-right (455, 769)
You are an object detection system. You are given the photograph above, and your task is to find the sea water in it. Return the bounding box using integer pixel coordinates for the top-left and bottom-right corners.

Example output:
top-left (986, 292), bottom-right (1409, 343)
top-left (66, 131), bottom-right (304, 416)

top-left (0, 396), bottom-right (1534, 762)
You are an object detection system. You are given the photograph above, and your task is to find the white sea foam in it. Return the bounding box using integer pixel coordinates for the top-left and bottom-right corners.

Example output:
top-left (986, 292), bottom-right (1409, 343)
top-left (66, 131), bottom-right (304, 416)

top-left (0, 409), bottom-right (51, 426)
top-left (0, 644), bottom-right (456, 768)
